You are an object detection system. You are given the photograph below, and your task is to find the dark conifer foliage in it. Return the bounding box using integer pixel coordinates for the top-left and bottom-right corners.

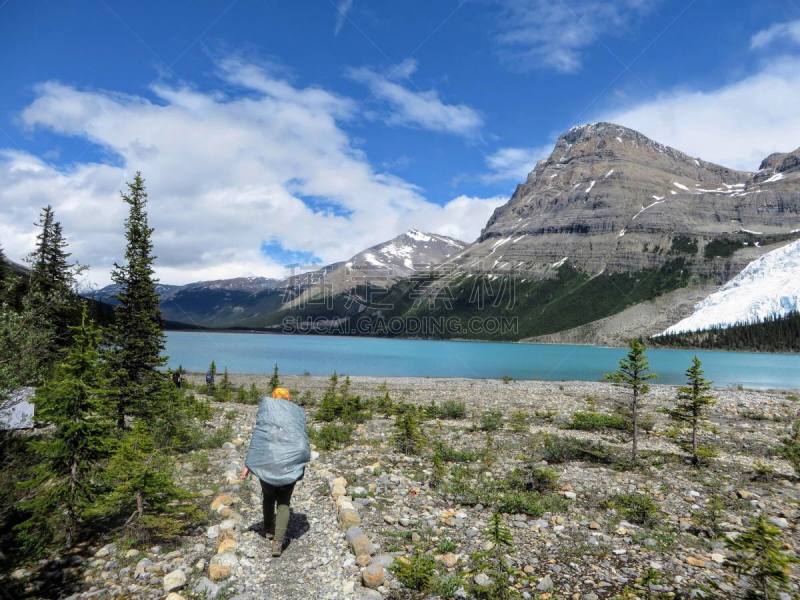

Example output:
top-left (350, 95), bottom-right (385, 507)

top-left (605, 339), bottom-right (657, 462)
top-left (17, 306), bottom-right (114, 551)
top-left (110, 173), bottom-right (167, 428)
top-left (670, 357), bottom-right (715, 464)
top-left (25, 206), bottom-right (78, 348)
top-left (651, 312), bottom-right (800, 352)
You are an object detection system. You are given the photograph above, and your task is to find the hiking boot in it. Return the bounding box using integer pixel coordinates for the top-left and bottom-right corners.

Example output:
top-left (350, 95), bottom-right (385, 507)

top-left (271, 539), bottom-right (282, 557)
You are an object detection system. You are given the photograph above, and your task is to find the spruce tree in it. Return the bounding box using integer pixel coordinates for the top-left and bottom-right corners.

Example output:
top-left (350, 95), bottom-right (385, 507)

top-left (605, 339), bottom-right (657, 462)
top-left (726, 514), bottom-right (798, 598)
top-left (269, 362), bottom-right (280, 391)
top-left (95, 421), bottom-right (188, 537)
top-left (17, 306), bottom-right (114, 551)
top-left (671, 356), bottom-right (715, 464)
top-left (110, 173), bottom-right (166, 428)
top-left (28, 205), bottom-right (55, 291)
top-left (25, 206), bottom-right (77, 349)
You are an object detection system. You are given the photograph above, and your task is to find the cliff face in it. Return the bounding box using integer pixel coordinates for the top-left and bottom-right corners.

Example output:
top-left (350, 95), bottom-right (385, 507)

top-left (448, 122), bottom-right (800, 283)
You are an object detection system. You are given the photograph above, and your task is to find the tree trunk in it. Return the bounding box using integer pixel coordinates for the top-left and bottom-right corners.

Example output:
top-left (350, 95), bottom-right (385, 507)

top-left (631, 390), bottom-right (638, 462)
top-left (67, 459), bottom-right (78, 547)
top-left (691, 420), bottom-right (698, 465)
top-left (136, 490), bottom-right (144, 518)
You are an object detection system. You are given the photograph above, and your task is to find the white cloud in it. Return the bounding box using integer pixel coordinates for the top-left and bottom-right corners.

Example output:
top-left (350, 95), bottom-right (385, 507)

top-left (600, 57), bottom-right (800, 171)
top-left (483, 145), bottom-right (551, 182)
top-left (334, 0), bottom-right (354, 35)
top-left (494, 0), bottom-right (656, 72)
top-left (751, 19), bottom-right (800, 49)
top-left (0, 60), bottom-right (503, 286)
top-left (347, 60), bottom-right (484, 137)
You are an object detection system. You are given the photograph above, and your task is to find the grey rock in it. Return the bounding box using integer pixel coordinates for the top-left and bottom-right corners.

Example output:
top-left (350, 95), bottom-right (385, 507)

top-left (537, 574), bottom-right (554, 592)
top-left (193, 576), bottom-right (221, 598)
top-left (163, 569), bottom-right (186, 593)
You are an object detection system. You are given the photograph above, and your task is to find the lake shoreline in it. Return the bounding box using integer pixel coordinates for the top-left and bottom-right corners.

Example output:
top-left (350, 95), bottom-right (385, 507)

top-left (185, 373), bottom-right (800, 400)
top-left (164, 325), bottom-right (799, 355)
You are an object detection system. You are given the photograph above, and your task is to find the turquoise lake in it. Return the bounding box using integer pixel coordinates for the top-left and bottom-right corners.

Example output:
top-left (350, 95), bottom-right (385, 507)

top-left (164, 331), bottom-right (800, 390)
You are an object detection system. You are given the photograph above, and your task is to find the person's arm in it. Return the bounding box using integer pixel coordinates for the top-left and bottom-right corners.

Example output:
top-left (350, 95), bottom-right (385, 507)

top-left (239, 466), bottom-right (250, 480)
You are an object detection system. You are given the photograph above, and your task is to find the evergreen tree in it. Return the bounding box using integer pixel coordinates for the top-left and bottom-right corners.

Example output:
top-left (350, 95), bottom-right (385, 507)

top-left (94, 421), bottom-right (188, 538)
top-left (17, 306), bottom-right (114, 551)
top-left (25, 206), bottom-right (77, 349)
top-left (269, 362), bottom-right (280, 391)
top-left (671, 356), bottom-right (715, 464)
top-left (394, 405), bottom-right (425, 455)
top-left (110, 173), bottom-right (166, 428)
top-left (605, 339), bottom-right (657, 462)
top-left (28, 205), bottom-right (55, 290)
top-left (726, 514), bottom-right (798, 598)
top-left (219, 367), bottom-right (231, 401)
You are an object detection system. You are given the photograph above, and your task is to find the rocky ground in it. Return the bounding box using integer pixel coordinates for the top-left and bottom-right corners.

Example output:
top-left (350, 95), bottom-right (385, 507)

top-left (7, 375), bottom-right (799, 599)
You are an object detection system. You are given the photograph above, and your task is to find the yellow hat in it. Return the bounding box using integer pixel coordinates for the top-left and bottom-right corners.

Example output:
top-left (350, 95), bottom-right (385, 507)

top-left (271, 387), bottom-right (291, 400)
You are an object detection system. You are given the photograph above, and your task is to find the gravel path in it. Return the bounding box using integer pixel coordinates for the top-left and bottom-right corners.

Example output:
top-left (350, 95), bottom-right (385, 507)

top-left (225, 410), bottom-right (357, 600)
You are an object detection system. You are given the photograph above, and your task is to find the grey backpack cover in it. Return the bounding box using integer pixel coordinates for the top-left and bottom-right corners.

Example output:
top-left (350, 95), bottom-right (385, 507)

top-left (245, 397), bottom-right (311, 486)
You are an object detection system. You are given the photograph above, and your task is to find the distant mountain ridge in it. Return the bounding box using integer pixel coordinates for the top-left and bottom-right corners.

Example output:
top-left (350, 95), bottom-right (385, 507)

top-left (87, 229), bottom-right (466, 328)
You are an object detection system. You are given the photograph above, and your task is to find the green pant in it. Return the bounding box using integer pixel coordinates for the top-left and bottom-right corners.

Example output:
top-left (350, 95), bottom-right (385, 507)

top-left (259, 480), bottom-right (295, 543)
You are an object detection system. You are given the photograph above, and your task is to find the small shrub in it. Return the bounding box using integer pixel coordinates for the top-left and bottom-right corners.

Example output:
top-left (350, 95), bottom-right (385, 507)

top-left (437, 538), bottom-right (457, 553)
top-left (776, 419), bottom-right (800, 476)
top-left (429, 574), bottom-right (462, 598)
top-left (477, 410), bottom-right (503, 432)
top-left (505, 465), bottom-right (559, 492)
top-left (437, 399), bottom-right (467, 419)
top-left (696, 443), bottom-right (719, 463)
top-left (199, 423), bottom-right (234, 449)
top-left (508, 410), bottom-right (529, 432)
top-left (540, 434), bottom-right (612, 464)
top-left (394, 405), bottom-right (425, 455)
top-left (567, 411), bottom-right (627, 431)
top-left (391, 551), bottom-right (438, 592)
top-left (316, 373), bottom-right (370, 424)
top-left (370, 388), bottom-right (394, 416)
top-left (726, 514), bottom-right (799, 598)
top-left (501, 375), bottom-right (513, 384)
top-left (691, 495), bottom-right (725, 538)
top-left (435, 443), bottom-right (479, 463)
top-left (604, 493), bottom-right (660, 526)
top-left (751, 460), bottom-right (776, 480)
top-left (497, 491), bottom-right (567, 516)
top-left (188, 451), bottom-right (211, 473)
top-left (297, 390), bottom-right (315, 407)
top-left (310, 423), bottom-right (354, 450)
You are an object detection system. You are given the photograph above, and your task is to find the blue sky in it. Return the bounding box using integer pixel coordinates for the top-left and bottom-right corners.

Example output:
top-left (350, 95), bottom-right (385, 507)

top-left (1, 0), bottom-right (799, 285)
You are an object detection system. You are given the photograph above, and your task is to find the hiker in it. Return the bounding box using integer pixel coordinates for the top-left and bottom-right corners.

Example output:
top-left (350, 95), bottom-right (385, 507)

top-left (205, 369), bottom-right (214, 389)
top-left (240, 386), bottom-right (311, 557)
top-left (172, 368), bottom-right (182, 388)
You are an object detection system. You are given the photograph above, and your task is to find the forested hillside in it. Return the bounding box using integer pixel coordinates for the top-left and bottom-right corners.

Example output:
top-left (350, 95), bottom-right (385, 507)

top-left (651, 311), bottom-right (800, 352)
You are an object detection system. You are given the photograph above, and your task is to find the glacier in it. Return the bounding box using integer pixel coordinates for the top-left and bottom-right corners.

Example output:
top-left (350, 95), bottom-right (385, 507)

top-left (661, 239), bottom-right (800, 335)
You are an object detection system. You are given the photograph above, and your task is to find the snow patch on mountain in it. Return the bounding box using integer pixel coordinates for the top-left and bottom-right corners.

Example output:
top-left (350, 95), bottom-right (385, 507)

top-left (661, 240), bottom-right (800, 335)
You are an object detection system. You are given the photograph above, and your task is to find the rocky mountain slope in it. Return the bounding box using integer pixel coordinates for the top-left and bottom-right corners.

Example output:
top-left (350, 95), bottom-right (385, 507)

top-left (278, 229), bottom-right (466, 311)
top-left (389, 123), bottom-right (800, 342)
top-left (448, 122), bottom-right (799, 279)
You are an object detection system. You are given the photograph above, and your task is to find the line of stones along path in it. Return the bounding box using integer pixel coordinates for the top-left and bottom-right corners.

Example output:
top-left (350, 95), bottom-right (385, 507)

top-left (208, 404), bottom-right (363, 600)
